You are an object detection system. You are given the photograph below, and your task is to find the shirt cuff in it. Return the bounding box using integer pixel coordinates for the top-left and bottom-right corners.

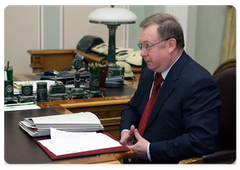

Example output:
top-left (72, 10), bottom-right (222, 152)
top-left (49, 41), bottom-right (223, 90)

top-left (120, 129), bottom-right (129, 136)
top-left (147, 143), bottom-right (152, 162)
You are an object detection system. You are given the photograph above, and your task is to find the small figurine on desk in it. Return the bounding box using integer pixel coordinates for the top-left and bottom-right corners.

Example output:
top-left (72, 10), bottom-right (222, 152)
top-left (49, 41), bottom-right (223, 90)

top-left (48, 76), bottom-right (68, 101)
top-left (68, 54), bottom-right (88, 99)
top-left (18, 83), bottom-right (36, 103)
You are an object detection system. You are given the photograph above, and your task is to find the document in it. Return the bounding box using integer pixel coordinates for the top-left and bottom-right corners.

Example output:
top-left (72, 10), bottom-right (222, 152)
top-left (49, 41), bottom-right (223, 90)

top-left (19, 112), bottom-right (104, 137)
top-left (4, 102), bottom-right (40, 111)
top-left (38, 128), bottom-right (122, 156)
top-left (29, 111), bottom-right (102, 125)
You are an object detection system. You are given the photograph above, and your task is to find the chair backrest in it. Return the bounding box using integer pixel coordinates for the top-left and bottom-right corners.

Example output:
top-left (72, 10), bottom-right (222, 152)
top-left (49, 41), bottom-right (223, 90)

top-left (213, 58), bottom-right (236, 150)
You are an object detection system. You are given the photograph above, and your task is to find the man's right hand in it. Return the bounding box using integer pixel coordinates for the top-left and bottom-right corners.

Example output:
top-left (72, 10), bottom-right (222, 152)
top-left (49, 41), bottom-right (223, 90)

top-left (120, 125), bottom-right (136, 146)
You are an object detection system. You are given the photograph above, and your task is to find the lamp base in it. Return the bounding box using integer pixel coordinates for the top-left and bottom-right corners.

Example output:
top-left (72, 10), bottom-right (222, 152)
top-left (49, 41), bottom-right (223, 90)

top-left (107, 65), bottom-right (124, 78)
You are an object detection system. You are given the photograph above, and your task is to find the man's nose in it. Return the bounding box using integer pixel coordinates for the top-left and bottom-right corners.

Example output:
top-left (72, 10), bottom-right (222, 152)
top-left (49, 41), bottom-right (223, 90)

top-left (140, 48), bottom-right (148, 57)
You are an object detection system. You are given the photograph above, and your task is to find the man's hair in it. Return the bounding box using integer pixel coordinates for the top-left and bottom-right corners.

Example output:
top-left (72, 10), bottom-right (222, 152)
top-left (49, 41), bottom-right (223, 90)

top-left (140, 13), bottom-right (185, 49)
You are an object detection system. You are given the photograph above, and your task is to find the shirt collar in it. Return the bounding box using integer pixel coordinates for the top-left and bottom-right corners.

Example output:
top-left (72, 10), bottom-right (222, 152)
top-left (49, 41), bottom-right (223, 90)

top-left (154, 53), bottom-right (182, 80)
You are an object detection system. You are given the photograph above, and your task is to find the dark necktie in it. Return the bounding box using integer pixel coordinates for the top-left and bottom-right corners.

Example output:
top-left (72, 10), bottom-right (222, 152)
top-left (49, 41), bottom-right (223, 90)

top-left (138, 73), bottom-right (164, 136)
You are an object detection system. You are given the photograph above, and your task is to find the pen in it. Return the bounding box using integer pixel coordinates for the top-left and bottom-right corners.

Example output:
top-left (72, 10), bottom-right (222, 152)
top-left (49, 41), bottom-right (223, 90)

top-left (89, 63), bottom-right (101, 75)
top-left (6, 61), bottom-right (9, 80)
top-left (5, 102), bottom-right (34, 107)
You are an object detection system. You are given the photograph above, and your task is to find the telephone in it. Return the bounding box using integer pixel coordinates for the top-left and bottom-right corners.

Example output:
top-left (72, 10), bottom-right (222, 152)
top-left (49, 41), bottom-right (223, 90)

top-left (116, 49), bottom-right (134, 61)
top-left (125, 51), bottom-right (142, 66)
top-left (105, 47), bottom-right (134, 56)
top-left (91, 43), bottom-right (108, 55)
top-left (91, 43), bottom-right (134, 58)
top-left (116, 61), bottom-right (134, 78)
top-left (76, 35), bottom-right (104, 53)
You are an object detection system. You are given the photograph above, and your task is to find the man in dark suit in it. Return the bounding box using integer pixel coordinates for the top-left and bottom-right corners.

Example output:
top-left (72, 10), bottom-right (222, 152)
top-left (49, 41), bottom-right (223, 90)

top-left (120, 13), bottom-right (221, 163)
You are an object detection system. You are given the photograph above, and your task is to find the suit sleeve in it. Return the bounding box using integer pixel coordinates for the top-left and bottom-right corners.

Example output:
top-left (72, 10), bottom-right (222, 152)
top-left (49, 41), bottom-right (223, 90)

top-left (150, 77), bottom-right (221, 163)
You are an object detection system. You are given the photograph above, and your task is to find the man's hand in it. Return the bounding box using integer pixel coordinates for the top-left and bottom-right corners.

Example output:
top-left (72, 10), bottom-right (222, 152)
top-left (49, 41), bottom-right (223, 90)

top-left (120, 125), bottom-right (149, 162)
top-left (120, 126), bottom-right (150, 162)
top-left (128, 128), bottom-right (150, 161)
top-left (120, 125), bottom-right (135, 146)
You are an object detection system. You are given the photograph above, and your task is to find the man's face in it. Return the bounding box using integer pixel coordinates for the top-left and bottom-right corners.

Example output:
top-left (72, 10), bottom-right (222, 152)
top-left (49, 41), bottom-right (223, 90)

top-left (139, 24), bottom-right (173, 73)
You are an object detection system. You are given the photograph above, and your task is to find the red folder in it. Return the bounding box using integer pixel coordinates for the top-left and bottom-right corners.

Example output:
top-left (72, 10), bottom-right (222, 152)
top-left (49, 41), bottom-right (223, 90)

top-left (33, 133), bottom-right (130, 160)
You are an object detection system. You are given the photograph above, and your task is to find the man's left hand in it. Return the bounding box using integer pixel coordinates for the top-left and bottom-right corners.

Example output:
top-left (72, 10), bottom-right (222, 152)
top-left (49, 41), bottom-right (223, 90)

top-left (128, 129), bottom-right (150, 160)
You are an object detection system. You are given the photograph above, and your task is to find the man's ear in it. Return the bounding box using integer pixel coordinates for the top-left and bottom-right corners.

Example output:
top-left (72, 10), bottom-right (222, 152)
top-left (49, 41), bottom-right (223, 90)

top-left (168, 38), bottom-right (177, 53)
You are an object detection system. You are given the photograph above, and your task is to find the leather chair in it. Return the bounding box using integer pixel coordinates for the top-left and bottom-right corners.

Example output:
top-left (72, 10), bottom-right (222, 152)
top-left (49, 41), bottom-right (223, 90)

top-left (179, 58), bottom-right (236, 164)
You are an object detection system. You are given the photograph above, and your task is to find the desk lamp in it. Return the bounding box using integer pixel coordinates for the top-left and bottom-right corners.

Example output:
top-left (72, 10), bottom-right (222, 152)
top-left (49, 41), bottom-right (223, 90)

top-left (88, 6), bottom-right (137, 79)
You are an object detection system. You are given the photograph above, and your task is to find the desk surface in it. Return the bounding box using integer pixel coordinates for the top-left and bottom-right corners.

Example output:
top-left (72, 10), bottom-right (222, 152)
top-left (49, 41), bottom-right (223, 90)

top-left (13, 70), bottom-right (139, 89)
top-left (6, 73), bottom-right (139, 164)
top-left (13, 72), bottom-right (139, 111)
top-left (4, 108), bottom-right (120, 164)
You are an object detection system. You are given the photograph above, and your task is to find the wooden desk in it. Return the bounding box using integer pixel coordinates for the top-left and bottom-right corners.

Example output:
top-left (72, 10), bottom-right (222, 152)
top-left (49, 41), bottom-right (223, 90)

top-left (4, 107), bottom-right (125, 164)
top-left (28, 49), bottom-right (142, 74)
top-left (13, 73), bottom-right (140, 140)
top-left (10, 71), bottom-right (139, 164)
top-left (7, 72), bottom-right (139, 164)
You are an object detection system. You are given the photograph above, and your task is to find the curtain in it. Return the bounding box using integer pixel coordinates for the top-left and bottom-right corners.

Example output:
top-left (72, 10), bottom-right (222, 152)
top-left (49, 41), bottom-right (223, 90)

top-left (221, 6), bottom-right (236, 63)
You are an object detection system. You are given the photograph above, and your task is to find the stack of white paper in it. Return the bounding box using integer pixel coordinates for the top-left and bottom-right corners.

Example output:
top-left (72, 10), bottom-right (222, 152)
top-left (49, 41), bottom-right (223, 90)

top-left (19, 112), bottom-right (104, 137)
top-left (39, 128), bottom-right (121, 156)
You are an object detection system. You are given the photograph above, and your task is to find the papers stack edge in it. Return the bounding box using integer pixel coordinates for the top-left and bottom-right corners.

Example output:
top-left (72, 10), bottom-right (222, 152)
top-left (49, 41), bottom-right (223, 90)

top-left (19, 112), bottom-right (104, 137)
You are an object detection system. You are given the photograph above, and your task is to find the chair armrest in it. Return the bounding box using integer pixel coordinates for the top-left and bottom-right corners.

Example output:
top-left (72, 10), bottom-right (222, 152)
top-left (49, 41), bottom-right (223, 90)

top-left (179, 150), bottom-right (236, 164)
top-left (115, 149), bottom-right (134, 163)
top-left (201, 150), bottom-right (236, 164)
top-left (178, 157), bottom-right (202, 164)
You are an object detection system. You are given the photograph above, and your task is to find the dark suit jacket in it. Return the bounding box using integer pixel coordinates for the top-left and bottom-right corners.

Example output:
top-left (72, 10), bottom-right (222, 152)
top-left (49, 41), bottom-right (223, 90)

top-left (120, 51), bottom-right (222, 163)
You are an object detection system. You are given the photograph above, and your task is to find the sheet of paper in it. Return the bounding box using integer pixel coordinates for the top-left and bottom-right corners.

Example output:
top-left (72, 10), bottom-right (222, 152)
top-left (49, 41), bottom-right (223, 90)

top-left (39, 128), bottom-right (121, 156)
top-left (4, 103), bottom-right (41, 111)
top-left (30, 112), bottom-right (101, 125)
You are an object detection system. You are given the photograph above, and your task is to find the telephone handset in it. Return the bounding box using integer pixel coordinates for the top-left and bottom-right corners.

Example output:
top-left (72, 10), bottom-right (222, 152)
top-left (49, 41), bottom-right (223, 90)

top-left (116, 61), bottom-right (134, 78)
top-left (76, 35), bottom-right (104, 53)
top-left (91, 43), bottom-right (108, 55)
top-left (126, 51), bottom-right (142, 66)
top-left (105, 47), bottom-right (134, 56)
top-left (91, 43), bottom-right (134, 58)
top-left (116, 50), bottom-right (134, 61)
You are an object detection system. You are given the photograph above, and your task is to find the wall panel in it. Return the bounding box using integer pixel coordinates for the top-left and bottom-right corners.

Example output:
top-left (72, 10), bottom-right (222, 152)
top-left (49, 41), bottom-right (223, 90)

top-left (64, 5), bottom-right (125, 49)
top-left (4, 5), bottom-right (39, 74)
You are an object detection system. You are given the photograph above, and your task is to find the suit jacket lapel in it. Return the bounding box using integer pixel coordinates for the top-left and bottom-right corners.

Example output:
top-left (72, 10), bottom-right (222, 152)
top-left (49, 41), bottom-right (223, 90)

top-left (144, 76), bottom-right (175, 131)
top-left (144, 51), bottom-right (189, 131)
